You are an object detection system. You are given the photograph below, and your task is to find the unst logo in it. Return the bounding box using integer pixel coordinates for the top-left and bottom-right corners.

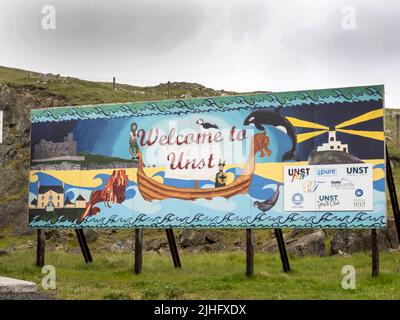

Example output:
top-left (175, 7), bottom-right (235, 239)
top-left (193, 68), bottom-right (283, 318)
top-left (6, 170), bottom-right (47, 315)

top-left (346, 166), bottom-right (369, 175)
top-left (355, 189), bottom-right (363, 197)
top-left (288, 168), bottom-right (310, 182)
top-left (292, 193), bottom-right (304, 205)
top-left (318, 195), bottom-right (339, 201)
top-left (317, 194), bottom-right (340, 209)
top-left (317, 168), bottom-right (337, 176)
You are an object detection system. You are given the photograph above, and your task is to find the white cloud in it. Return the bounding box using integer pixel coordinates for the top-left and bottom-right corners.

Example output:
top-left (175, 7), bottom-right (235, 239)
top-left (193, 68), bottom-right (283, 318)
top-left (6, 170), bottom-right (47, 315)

top-left (0, 0), bottom-right (399, 106)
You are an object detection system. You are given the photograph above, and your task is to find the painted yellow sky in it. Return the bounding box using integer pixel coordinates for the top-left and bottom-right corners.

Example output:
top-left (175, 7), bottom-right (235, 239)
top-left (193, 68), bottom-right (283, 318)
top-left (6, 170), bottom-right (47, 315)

top-left (30, 159), bottom-right (385, 188)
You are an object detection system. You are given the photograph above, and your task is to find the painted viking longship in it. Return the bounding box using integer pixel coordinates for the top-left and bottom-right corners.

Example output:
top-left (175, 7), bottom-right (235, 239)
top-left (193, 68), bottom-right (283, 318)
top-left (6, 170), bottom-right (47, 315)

top-left (137, 132), bottom-right (269, 201)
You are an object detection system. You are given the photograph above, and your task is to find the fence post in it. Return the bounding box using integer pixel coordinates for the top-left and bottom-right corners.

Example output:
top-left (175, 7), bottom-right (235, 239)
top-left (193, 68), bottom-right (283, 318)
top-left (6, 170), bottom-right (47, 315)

top-left (395, 114), bottom-right (400, 147)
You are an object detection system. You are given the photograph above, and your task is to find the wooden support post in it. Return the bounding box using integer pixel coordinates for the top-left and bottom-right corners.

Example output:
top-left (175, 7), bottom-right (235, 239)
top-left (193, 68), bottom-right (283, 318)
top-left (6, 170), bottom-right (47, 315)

top-left (75, 229), bottom-right (88, 263)
top-left (113, 77), bottom-right (116, 90)
top-left (82, 232), bottom-right (93, 263)
top-left (75, 229), bottom-right (93, 263)
top-left (165, 229), bottom-right (181, 268)
top-left (395, 114), bottom-right (400, 147)
top-left (274, 228), bottom-right (290, 272)
top-left (385, 146), bottom-right (400, 242)
top-left (371, 229), bottom-right (379, 277)
top-left (134, 228), bottom-right (143, 274)
top-left (36, 229), bottom-right (45, 267)
top-left (167, 81), bottom-right (170, 98)
top-left (246, 229), bottom-right (254, 277)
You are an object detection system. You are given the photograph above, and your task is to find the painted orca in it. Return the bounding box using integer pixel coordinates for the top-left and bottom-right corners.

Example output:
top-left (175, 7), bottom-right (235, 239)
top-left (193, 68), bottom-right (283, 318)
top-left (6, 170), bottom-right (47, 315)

top-left (196, 118), bottom-right (219, 129)
top-left (243, 106), bottom-right (300, 161)
top-left (253, 184), bottom-right (280, 212)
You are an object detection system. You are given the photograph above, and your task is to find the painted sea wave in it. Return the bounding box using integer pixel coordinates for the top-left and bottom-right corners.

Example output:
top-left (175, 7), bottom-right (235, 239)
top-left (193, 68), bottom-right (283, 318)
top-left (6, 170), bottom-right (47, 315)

top-left (29, 162), bottom-right (386, 229)
top-left (31, 85), bottom-right (383, 123)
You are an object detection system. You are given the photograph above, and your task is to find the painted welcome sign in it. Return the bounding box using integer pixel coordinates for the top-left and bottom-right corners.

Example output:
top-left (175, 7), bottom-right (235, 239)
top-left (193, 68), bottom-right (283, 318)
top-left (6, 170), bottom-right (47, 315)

top-left (29, 85), bottom-right (386, 229)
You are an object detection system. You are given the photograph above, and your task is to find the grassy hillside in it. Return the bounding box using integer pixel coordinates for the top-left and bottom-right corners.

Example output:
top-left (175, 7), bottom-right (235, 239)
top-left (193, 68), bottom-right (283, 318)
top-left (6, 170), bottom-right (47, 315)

top-left (0, 66), bottom-right (235, 106)
top-left (384, 112), bottom-right (400, 159)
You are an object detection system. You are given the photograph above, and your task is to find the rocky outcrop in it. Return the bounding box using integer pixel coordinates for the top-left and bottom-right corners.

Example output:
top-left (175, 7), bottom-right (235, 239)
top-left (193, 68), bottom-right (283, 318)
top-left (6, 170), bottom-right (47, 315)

top-left (31, 162), bottom-right (81, 171)
top-left (288, 231), bottom-right (326, 256)
top-left (84, 229), bottom-right (100, 243)
top-left (31, 161), bottom-right (137, 171)
top-left (330, 230), bottom-right (369, 255)
top-left (0, 84), bottom-right (67, 234)
top-left (45, 230), bottom-right (74, 244)
top-left (178, 230), bottom-right (220, 248)
top-left (145, 238), bottom-right (169, 251)
top-left (82, 162), bottom-right (137, 170)
top-left (330, 219), bottom-right (400, 255)
top-left (308, 150), bottom-right (363, 165)
top-left (263, 231), bottom-right (326, 256)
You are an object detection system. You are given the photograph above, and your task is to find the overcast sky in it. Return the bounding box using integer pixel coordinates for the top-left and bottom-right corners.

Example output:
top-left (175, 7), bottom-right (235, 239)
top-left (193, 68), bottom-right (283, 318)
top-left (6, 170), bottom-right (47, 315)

top-left (0, 0), bottom-right (399, 106)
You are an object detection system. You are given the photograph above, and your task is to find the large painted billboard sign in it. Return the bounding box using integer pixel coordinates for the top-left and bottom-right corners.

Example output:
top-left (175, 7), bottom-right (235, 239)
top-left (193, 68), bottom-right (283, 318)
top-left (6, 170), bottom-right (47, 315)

top-left (29, 85), bottom-right (386, 229)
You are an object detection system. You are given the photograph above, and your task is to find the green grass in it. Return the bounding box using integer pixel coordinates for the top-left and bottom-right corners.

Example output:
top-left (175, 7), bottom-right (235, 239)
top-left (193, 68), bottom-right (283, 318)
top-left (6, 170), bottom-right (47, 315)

top-left (0, 248), bottom-right (400, 300)
top-left (0, 65), bottom-right (233, 106)
top-left (385, 112), bottom-right (400, 159)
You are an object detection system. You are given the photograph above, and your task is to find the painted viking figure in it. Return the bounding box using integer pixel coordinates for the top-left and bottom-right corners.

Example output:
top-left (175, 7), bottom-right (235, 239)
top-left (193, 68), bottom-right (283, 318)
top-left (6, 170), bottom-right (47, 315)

top-left (215, 160), bottom-right (227, 188)
top-left (129, 122), bottom-right (139, 161)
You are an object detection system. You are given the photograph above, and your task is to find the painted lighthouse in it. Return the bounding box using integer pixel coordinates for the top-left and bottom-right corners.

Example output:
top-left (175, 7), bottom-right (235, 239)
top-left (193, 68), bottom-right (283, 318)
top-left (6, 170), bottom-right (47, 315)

top-left (317, 127), bottom-right (348, 153)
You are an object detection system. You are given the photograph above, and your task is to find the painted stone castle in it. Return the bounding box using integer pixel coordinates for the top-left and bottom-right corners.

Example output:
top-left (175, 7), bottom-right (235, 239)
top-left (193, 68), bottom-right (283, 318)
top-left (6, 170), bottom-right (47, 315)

top-left (33, 133), bottom-right (84, 161)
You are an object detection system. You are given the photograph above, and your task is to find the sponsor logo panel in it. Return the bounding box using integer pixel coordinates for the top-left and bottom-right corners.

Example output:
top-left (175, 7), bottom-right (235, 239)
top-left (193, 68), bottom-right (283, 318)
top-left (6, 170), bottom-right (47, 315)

top-left (284, 164), bottom-right (373, 212)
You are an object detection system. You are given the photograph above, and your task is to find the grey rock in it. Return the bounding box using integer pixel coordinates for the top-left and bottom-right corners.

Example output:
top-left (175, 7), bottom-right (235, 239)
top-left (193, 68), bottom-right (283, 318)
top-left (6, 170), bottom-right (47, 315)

top-left (0, 277), bottom-right (37, 293)
top-left (330, 230), bottom-right (368, 255)
top-left (45, 230), bottom-right (57, 240)
top-left (0, 292), bottom-right (56, 300)
top-left (31, 162), bottom-right (81, 171)
top-left (287, 231), bottom-right (326, 256)
top-left (83, 229), bottom-right (100, 243)
top-left (288, 229), bottom-right (315, 239)
top-left (55, 245), bottom-right (67, 252)
top-left (337, 250), bottom-right (351, 257)
top-left (145, 238), bottom-right (168, 251)
top-left (263, 231), bottom-right (326, 256)
top-left (330, 222), bottom-right (400, 255)
top-left (380, 218), bottom-right (400, 249)
top-left (82, 162), bottom-right (136, 170)
top-left (178, 230), bottom-right (220, 248)
top-left (308, 150), bottom-right (363, 165)
top-left (45, 230), bottom-right (74, 244)
top-left (262, 232), bottom-right (292, 252)
top-left (157, 248), bottom-right (168, 255)
top-left (234, 240), bottom-right (244, 248)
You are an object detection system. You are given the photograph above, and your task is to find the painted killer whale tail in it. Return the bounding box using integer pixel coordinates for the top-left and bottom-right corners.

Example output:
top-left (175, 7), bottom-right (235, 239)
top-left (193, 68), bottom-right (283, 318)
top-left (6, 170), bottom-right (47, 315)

top-left (283, 149), bottom-right (301, 162)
